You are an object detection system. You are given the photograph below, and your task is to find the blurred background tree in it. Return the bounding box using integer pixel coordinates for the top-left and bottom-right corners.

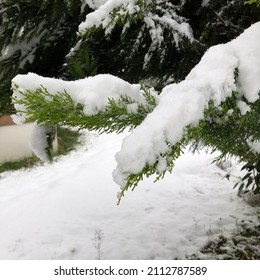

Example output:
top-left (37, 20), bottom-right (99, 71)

top-left (0, 0), bottom-right (90, 116)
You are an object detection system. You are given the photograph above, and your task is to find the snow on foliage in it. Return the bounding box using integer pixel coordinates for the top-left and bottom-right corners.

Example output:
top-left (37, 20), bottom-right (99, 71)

top-left (247, 140), bottom-right (260, 154)
top-left (79, 0), bottom-right (194, 65)
top-left (113, 22), bottom-right (260, 188)
top-left (79, 0), bottom-right (145, 34)
top-left (11, 22), bottom-right (260, 191)
top-left (0, 31), bottom-right (47, 80)
top-left (12, 73), bottom-right (147, 124)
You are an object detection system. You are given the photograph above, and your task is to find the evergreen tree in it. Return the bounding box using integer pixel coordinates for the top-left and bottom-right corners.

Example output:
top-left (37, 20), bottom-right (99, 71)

top-left (76, 0), bottom-right (260, 89)
top-left (7, 0), bottom-right (260, 200)
top-left (0, 0), bottom-right (91, 116)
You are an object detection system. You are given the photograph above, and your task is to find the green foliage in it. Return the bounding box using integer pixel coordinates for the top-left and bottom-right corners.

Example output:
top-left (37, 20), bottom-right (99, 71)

top-left (246, 0), bottom-right (260, 5)
top-left (198, 94), bottom-right (259, 163)
top-left (195, 94), bottom-right (260, 196)
top-left (12, 84), bottom-right (157, 134)
top-left (0, 156), bottom-right (39, 174)
top-left (67, 42), bottom-right (98, 79)
top-left (118, 91), bottom-right (260, 201)
top-left (56, 126), bottom-right (80, 156)
top-left (234, 161), bottom-right (260, 195)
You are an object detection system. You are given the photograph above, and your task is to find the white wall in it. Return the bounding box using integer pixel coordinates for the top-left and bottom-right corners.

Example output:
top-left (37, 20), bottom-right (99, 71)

top-left (0, 123), bottom-right (34, 163)
top-left (0, 123), bottom-right (58, 163)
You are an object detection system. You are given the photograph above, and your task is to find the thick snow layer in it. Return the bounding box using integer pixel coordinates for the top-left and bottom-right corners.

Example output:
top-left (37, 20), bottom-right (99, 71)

top-left (12, 73), bottom-right (144, 123)
top-left (0, 132), bottom-right (257, 259)
top-left (113, 22), bottom-right (260, 187)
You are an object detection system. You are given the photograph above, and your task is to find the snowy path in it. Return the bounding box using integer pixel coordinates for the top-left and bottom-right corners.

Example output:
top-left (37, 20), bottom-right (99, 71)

top-left (0, 132), bottom-right (257, 259)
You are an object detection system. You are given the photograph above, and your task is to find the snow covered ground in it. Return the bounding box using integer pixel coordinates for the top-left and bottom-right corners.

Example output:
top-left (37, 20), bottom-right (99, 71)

top-left (0, 131), bottom-right (258, 260)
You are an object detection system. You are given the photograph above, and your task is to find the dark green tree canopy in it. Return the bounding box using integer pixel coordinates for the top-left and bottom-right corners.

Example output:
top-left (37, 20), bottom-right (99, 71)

top-left (0, 0), bottom-right (91, 116)
top-left (78, 0), bottom-right (260, 88)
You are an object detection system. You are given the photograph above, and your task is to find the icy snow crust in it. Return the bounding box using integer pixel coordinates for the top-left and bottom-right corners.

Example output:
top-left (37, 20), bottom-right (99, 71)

top-left (12, 22), bottom-right (260, 188)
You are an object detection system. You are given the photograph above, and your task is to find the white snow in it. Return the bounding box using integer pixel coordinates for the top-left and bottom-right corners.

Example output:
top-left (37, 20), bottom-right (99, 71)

top-left (151, 14), bottom-right (194, 42)
top-left (247, 140), bottom-right (260, 154)
top-left (29, 124), bottom-right (52, 162)
top-left (232, 23), bottom-right (260, 103)
top-left (201, 0), bottom-right (211, 7)
top-left (0, 131), bottom-right (257, 259)
top-left (237, 100), bottom-right (251, 115)
top-left (79, 0), bottom-right (140, 33)
top-left (113, 22), bottom-right (260, 187)
top-left (142, 12), bottom-right (194, 67)
top-left (82, 0), bottom-right (109, 10)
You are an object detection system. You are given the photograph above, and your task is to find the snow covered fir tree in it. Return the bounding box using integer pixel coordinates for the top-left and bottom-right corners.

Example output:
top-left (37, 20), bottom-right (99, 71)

top-left (0, 0), bottom-right (259, 201)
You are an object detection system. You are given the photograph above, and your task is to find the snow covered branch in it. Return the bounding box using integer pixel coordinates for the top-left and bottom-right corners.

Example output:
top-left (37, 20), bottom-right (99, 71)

top-left (12, 77), bottom-right (157, 133)
top-left (114, 22), bottom-right (260, 190)
top-left (79, 0), bottom-right (151, 35)
top-left (11, 22), bottom-right (260, 199)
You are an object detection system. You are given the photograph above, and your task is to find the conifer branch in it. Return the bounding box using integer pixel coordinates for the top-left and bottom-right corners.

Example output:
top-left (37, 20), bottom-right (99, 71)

top-left (12, 84), bottom-right (157, 134)
top-left (117, 91), bottom-right (260, 203)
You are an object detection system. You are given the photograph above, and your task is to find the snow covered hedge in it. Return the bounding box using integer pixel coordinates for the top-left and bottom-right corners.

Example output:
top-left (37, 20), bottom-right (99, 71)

top-left (12, 21), bottom-right (260, 200)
